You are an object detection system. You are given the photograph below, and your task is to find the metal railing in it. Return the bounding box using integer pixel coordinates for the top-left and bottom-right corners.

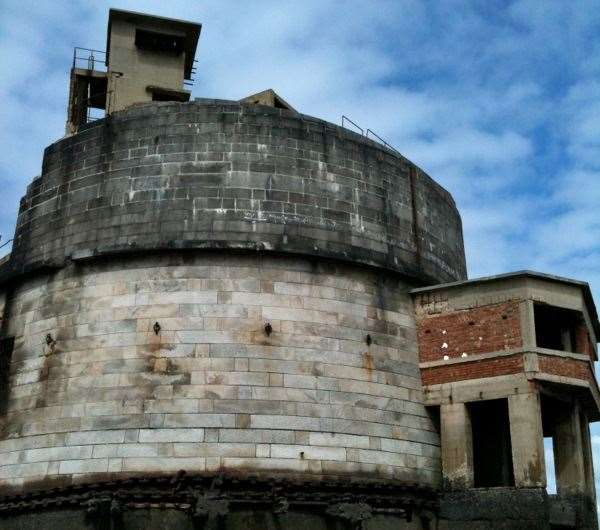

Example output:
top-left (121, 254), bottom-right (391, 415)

top-left (340, 115), bottom-right (399, 154)
top-left (0, 237), bottom-right (13, 250)
top-left (73, 47), bottom-right (197, 90)
top-left (73, 47), bottom-right (107, 71)
top-left (341, 115), bottom-right (364, 135)
top-left (87, 104), bottom-right (106, 123)
top-left (366, 128), bottom-right (399, 154)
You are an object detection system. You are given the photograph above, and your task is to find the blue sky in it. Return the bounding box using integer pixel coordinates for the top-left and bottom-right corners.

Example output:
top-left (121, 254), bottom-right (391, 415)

top-left (1, 0), bottom-right (599, 501)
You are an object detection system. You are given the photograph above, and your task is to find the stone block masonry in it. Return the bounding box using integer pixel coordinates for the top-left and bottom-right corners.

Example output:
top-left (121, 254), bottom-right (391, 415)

top-left (0, 253), bottom-right (440, 491)
top-left (8, 100), bottom-right (466, 286)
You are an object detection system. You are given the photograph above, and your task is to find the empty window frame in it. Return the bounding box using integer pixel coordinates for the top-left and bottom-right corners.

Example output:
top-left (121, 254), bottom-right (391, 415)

top-left (135, 29), bottom-right (185, 55)
top-left (534, 303), bottom-right (585, 353)
top-left (469, 398), bottom-right (515, 487)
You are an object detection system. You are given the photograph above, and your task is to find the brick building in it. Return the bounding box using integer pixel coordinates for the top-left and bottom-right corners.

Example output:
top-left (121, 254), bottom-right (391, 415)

top-left (0, 9), bottom-right (597, 530)
top-left (414, 272), bottom-right (599, 528)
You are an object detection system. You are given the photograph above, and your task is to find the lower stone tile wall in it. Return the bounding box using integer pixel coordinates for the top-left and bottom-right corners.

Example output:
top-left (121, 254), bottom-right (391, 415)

top-left (0, 252), bottom-right (439, 490)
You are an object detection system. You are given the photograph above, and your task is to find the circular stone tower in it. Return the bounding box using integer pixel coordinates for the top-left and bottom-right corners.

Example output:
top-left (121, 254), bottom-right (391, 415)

top-left (0, 14), bottom-right (466, 528)
top-left (0, 98), bottom-right (466, 529)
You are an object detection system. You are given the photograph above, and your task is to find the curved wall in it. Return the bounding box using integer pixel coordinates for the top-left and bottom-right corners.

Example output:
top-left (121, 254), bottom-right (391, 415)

top-left (0, 253), bottom-right (439, 491)
top-left (9, 100), bottom-right (466, 284)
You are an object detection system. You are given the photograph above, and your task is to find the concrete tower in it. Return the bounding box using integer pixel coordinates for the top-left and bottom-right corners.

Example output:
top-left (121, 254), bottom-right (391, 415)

top-left (66, 9), bottom-right (200, 134)
top-left (0, 9), bottom-right (597, 530)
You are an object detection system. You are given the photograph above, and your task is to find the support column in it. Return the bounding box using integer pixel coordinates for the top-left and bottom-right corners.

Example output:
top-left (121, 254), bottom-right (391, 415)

top-left (579, 409), bottom-right (597, 499)
top-left (441, 403), bottom-right (473, 489)
top-left (554, 401), bottom-right (586, 495)
top-left (519, 299), bottom-right (537, 349)
top-left (508, 392), bottom-right (546, 488)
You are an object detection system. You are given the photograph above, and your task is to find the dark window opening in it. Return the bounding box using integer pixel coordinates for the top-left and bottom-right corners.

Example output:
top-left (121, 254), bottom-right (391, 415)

top-left (427, 405), bottom-right (441, 435)
top-left (135, 29), bottom-right (185, 55)
top-left (534, 303), bottom-right (584, 352)
top-left (152, 92), bottom-right (176, 102)
top-left (469, 398), bottom-right (515, 487)
top-left (147, 86), bottom-right (190, 103)
top-left (0, 337), bottom-right (15, 415)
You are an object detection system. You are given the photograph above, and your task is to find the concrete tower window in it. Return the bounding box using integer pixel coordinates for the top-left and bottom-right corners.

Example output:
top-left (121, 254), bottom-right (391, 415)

top-left (534, 303), bottom-right (584, 352)
top-left (135, 29), bottom-right (185, 54)
top-left (469, 399), bottom-right (515, 487)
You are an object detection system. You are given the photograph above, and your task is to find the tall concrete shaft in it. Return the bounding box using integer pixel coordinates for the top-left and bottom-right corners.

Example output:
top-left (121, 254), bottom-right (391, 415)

top-left (0, 100), bottom-right (466, 529)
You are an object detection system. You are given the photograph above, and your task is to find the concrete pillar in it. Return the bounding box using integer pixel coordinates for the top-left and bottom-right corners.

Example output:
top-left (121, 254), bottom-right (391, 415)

top-left (554, 401), bottom-right (586, 495)
top-left (579, 409), bottom-right (596, 499)
top-left (519, 300), bottom-right (537, 349)
top-left (441, 403), bottom-right (473, 489)
top-left (508, 392), bottom-right (546, 488)
top-left (560, 327), bottom-right (573, 352)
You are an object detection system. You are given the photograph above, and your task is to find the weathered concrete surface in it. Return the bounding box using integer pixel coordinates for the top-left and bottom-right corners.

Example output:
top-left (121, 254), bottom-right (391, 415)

top-left (554, 401), bottom-right (586, 495)
top-left (508, 392), bottom-right (546, 488)
top-left (440, 403), bottom-right (473, 489)
top-left (6, 100), bottom-right (466, 286)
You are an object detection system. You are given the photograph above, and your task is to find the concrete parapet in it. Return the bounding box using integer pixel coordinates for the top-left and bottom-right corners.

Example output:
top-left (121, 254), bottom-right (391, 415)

top-left (6, 100), bottom-right (466, 286)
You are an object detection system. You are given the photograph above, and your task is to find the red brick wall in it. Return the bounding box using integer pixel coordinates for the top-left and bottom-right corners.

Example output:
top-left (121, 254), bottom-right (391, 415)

top-left (416, 300), bottom-right (522, 363)
top-left (420, 354), bottom-right (594, 387)
top-left (538, 355), bottom-right (593, 383)
top-left (421, 354), bottom-right (524, 386)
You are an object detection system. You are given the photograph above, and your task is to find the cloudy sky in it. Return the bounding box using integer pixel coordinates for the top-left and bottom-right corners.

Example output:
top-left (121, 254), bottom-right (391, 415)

top-left (1, 0), bottom-right (599, 498)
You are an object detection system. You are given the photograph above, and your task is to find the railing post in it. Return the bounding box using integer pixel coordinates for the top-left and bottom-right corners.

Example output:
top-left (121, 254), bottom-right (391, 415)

top-left (341, 115), bottom-right (364, 135)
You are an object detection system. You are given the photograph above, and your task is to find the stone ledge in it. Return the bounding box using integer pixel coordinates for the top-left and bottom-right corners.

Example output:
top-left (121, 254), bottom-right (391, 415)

top-left (419, 347), bottom-right (591, 368)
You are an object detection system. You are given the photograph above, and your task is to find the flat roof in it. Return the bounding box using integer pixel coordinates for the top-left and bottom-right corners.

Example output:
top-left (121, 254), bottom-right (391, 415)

top-left (411, 270), bottom-right (600, 336)
top-left (106, 8), bottom-right (201, 79)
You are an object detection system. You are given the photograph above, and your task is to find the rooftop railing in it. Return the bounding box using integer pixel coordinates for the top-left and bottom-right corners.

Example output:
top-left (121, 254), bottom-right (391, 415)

top-left (72, 47), bottom-right (107, 71)
top-left (340, 115), bottom-right (399, 155)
